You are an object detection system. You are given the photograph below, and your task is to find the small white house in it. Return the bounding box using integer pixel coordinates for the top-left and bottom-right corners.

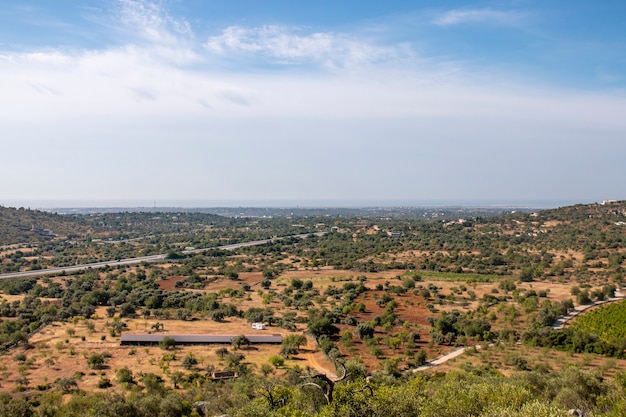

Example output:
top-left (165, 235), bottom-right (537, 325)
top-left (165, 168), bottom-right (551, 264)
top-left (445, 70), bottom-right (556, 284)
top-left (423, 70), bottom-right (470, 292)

top-left (251, 323), bottom-right (265, 330)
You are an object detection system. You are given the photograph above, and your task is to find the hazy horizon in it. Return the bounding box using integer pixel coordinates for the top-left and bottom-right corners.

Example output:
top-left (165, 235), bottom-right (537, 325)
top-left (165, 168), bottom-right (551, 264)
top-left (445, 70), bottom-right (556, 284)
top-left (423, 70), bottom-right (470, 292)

top-left (1, 198), bottom-right (601, 211)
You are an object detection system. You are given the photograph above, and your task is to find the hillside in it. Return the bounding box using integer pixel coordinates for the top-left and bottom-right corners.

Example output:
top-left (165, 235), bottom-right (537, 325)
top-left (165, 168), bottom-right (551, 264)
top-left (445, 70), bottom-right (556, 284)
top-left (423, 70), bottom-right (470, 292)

top-left (0, 201), bottom-right (625, 416)
top-left (0, 206), bottom-right (97, 246)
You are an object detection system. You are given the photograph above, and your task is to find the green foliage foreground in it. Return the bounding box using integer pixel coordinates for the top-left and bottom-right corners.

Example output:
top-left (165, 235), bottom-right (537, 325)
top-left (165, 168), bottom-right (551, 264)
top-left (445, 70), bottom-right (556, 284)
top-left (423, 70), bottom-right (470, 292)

top-left (571, 300), bottom-right (626, 341)
top-left (4, 366), bottom-right (626, 417)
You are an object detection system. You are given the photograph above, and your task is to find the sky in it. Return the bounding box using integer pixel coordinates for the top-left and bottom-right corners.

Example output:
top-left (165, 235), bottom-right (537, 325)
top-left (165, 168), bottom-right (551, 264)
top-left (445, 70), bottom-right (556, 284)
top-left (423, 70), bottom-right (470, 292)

top-left (1, 0), bottom-right (625, 208)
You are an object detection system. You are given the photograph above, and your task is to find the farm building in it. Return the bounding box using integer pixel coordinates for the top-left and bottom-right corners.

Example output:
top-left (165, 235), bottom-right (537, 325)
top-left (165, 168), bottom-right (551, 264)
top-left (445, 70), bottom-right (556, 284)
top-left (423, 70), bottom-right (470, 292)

top-left (211, 371), bottom-right (237, 380)
top-left (120, 334), bottom-right (282, 346)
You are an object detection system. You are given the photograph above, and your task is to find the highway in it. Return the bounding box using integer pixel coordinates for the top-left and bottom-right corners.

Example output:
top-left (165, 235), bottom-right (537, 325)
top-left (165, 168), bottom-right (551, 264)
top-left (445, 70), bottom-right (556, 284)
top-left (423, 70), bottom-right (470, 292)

top-left (0, 232), bottom-right (325, 281)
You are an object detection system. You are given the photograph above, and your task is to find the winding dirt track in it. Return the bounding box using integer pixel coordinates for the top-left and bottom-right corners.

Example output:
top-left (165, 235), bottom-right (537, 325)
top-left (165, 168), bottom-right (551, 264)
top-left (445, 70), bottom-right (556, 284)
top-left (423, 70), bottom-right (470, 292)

top-left (552, 290), bottom-right (625, 329)
top-left (412, 289), bottom-right (625, 373)
top-left (303, 334), bottom-right (338, 379)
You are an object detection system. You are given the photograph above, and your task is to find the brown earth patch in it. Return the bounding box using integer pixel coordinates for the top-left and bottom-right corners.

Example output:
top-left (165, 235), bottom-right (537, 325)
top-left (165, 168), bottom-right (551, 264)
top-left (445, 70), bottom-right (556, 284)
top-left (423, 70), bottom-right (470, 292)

top-left (0, 313), bottom-right (328, 394)
top-left (157, 276), bottom-right (186, 291)
top-left (334, 290), bottom-right (451, 371)
top-left (432, 342), bottom-right (626, 378)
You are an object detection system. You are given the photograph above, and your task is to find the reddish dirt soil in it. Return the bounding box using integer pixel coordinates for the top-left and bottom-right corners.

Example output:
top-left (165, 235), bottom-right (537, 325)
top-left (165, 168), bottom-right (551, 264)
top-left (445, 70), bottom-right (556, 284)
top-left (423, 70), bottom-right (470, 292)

top-left (157, 276), bottom-right (186, 290)
top-left (334, 290), bottom-right (452, 371)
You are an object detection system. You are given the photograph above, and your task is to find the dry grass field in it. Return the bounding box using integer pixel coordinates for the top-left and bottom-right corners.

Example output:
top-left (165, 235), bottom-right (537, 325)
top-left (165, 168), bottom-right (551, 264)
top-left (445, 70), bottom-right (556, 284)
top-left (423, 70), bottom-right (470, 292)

top-left (433, 342), bottom-right (626, 379)
top-left (0, 262), bottom-right (608, 394)
top-left (0, 304), bottom-right (335, 393)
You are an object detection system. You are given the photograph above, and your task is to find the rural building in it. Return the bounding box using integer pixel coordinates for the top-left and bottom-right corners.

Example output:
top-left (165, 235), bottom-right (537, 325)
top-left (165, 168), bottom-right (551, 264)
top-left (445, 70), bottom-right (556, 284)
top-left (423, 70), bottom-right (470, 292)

top-left (120, 334), bottom-right (282, 346)
top-left (211, 371), bottom-right (237, 380)
top-left (31, 224), bottom-right (54, 236)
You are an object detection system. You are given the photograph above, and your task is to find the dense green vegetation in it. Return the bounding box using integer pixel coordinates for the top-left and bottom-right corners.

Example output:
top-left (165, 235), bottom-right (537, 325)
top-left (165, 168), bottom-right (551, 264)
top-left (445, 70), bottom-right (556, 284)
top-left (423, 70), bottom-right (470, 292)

top-left (0, 201), bottom-right (625, 416)
top-left (0, 206), bottom-right (96, 246)
top-left (2, 202), bottom-right (625, 284)
top-left (2, 366), bottom-right (626, 416)
top-left (572, 300), bottom-right (626, 341)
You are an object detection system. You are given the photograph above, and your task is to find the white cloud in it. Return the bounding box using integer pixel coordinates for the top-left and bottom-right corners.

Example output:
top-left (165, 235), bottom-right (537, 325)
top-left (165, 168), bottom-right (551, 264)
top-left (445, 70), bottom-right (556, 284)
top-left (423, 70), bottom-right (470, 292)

top-left (1, 1), bottom-right (625, 202)
top-left (116, 0), bottom-right (193, 45)
top-left (434, 9), bottom-right (524, 26)
top-left (204, 25), bottom-right (412, 69)
top-left (0, 50), bottom-right (70, 65)
top-left (2, 39), bottom-right (625, 133)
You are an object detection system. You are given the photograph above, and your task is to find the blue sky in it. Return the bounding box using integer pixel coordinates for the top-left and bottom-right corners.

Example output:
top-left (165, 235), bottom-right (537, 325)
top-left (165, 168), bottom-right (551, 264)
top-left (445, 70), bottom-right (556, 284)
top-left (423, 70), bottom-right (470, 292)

top-left (1, 0), bottom-right (625, 207)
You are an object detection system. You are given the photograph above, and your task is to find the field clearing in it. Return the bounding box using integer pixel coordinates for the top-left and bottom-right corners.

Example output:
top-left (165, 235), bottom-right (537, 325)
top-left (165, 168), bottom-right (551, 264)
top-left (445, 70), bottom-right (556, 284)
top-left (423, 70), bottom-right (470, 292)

top-left (0, 247), bottom-right (36, 257)
top-left (0, 294), bottom-right (27, 303)
top-left (433, 342), bottom-right (626, 378)
top-left (0, 263), bottom-right (599, 392)
top-left (543, 220), bottom-right (563, 227)
top-left (0, 308), bottom-right (335, 394)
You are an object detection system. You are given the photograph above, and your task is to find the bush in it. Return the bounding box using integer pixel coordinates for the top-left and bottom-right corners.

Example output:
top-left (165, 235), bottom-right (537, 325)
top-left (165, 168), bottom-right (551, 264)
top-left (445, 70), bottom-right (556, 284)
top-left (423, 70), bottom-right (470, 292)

top-left (371, 346), bottom-right (383, 357)
top-left (182, 353), bottom-right (198, 370)
top-left (97, 378), bottom-right (112, 389)
top-left (414, 349), bottom-right (427, 366)
top-left (159, 336), bottom-right (176, 350)
top-left (116, 367), bottom-right (134, 385)
top-left (269, 355), bottom-right (285, 368)
top-left (357, 322), bottom-right (375, 340)
top-left (87, 353), bottom-right (106, 370)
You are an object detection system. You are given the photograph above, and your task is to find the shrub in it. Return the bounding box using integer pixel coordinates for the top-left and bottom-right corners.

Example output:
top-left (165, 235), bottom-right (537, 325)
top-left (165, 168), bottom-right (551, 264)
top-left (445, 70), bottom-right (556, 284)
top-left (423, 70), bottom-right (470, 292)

top-left (87, 353), bottom-right (106, 370)
top-left (269, 355), bottom-right (285, 368)
top-left (159, 336), bottom-right (176, 350)
top-left (116, 367), bottom-right (134, 385)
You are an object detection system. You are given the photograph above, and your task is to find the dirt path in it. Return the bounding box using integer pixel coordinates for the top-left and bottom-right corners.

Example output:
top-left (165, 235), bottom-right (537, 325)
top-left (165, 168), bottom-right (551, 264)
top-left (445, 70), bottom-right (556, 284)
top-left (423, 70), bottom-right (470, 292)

top-left (302, 334), bottom-right (338, 380)
top-left (552, 289), bottom-right (625, 330)
top-left (412, 346), bottom-right (474, 372)
top-left (304, 352), bottom-right (338, 379)
top-left (411, 289), bottom-right (626, 373)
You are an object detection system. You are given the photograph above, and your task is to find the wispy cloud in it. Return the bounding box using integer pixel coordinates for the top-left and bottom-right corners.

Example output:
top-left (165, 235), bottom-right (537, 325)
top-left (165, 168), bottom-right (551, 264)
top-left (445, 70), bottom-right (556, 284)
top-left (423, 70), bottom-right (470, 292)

top-left (130, 86), bottom-right (157, 102)
top-left (204, 25), bottom-right (413, 69)
top-left (85, 0), bottom-right (201, 66)
top-left (27, 81), bottom-right (61, 96)
top-left (0, 50), bottom-right (70, 65)
top-left (434, 9), bottom-right (525, 27)
top-left (219, 90), bottom-right (250, 107)
top-left (115, 0), bottom-right (193, 45)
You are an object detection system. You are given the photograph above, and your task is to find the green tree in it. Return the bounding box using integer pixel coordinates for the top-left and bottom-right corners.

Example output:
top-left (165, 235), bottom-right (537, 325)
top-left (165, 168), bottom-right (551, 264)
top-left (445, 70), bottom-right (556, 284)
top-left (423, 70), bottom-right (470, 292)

top-left (86, 353), bottom-right (106, 370)
top-left (170, 371), bottom-right (185, 389)
top-left (280, 334), bottom-right (307, 358)
top-left (182, 352), bottom-right (198, 370)
top-left (116, 367), bottom-right (135, 385)
top-left (269, 355), bottom-right (285, 368)
top-left (231, 335), bottom-right (250, 351)
top-left (141, 373), bottom-right (165, 394)
top-left (159, 336), bottom-right (176, 350)
top-left (308, 317), bottom-right (339, 338)
top-left (357, 322), bottom-right (375, 339)
top-left (216, 347), bottom-right (229, 360)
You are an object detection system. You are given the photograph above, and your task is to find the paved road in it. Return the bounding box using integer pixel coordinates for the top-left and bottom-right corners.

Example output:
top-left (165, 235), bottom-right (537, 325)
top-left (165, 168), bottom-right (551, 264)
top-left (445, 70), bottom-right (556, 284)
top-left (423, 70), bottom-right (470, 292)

top-left (0, 232), bottom-right (325, 281)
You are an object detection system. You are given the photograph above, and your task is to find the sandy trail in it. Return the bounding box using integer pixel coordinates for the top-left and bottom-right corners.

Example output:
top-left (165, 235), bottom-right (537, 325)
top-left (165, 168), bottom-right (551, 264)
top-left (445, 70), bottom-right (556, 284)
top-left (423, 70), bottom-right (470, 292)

top-left (302, 334), bottom-right (338, 380)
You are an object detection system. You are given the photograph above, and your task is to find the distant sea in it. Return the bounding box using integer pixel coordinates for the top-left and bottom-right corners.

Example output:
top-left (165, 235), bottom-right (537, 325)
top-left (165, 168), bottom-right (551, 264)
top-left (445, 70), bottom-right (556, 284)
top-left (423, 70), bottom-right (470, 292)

top-left (2, 198), bottom-right (594, 210)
